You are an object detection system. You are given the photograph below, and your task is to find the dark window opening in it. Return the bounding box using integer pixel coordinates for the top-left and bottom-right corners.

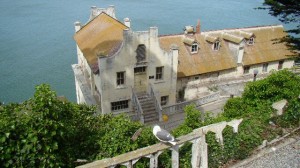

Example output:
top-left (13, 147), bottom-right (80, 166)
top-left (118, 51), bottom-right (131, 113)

top-left (111, 100), bottom-right (129, 111)
top-left (156, 66), bottom-right (164, 80)
top-left (134, 66), bottom-right (146, 73)
top-left (117, 72), bottom-right (125, 85)
top-left (161, 96), bottom-right (169, 106)
top-left (244, 66), bottom-right (250, 74)
top-left (278, 60), bottom-right (284, 70)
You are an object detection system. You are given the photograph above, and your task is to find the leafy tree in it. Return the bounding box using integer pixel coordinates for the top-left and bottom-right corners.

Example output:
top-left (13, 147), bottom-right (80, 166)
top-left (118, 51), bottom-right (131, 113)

top-left (260, 0), bottom-right (300, 57)
top-left (0, 84), bottom-right (156, 167)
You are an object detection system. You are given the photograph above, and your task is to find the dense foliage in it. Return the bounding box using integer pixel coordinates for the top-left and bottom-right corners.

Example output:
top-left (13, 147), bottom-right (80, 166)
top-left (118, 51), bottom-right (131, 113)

top-left (1, 70), bottom-right (299, 167)
top-left (158, 70), bottom-right (300, 167)
top-left (261, 0), bottom-right (300, 57)
top-left (0, 84), bottom-right (155, 167)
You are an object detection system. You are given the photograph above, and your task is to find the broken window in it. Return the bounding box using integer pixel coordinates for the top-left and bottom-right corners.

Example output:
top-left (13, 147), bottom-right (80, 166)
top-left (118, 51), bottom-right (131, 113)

top-left (136, 44), bottom-right (146, 62)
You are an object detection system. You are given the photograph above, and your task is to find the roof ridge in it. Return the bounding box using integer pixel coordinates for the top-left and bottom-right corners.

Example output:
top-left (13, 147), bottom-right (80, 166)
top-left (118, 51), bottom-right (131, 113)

top-left (76, 12), bottom-right (128, 34)
top-left (159, 24), bottom-right (283, 37)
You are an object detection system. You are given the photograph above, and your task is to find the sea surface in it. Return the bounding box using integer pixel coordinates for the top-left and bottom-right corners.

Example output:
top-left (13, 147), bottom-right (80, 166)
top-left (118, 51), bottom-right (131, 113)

top-left (0, 0), bottom-right (289, 103)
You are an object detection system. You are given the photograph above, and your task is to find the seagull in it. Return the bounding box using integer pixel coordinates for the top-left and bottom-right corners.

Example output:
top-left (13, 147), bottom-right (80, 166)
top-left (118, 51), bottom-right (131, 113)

top-left (153, 125), bottom-right (178, 145)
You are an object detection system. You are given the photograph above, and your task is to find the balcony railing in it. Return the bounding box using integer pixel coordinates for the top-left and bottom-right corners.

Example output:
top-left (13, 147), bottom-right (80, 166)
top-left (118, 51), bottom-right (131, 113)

top-left (76, 119), bottom-right (243, 168)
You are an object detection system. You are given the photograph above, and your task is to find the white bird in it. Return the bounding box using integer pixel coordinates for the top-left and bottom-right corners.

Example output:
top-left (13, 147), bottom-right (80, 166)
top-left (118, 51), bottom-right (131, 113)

top-left (153, 125), bottom-right (178, 145)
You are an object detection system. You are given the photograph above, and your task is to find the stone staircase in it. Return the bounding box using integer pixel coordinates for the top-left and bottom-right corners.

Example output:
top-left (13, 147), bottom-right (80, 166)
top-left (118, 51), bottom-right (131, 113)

top-left (138, 95), bottom-right (159, 124)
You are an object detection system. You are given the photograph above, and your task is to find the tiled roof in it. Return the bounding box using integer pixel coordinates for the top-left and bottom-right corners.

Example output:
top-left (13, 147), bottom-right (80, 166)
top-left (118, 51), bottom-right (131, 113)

top-left (159, 34), bottom-right (237, 78)
top-left (159, 25), bottom-right (293, 77)
top-left (74, 12), bottom-right (128, 73)
top-left (240, 26), bottom-right (293, 66)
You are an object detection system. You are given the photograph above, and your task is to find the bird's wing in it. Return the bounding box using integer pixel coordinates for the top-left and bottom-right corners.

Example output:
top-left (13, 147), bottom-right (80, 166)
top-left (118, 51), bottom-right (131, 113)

top-left (156, 129), bottom-right (175, 142)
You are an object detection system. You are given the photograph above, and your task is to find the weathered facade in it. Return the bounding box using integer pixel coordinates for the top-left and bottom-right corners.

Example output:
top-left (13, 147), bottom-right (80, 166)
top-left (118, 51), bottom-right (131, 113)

top-left (72, 6), bottom-right (294, 118)
top-left (73, 6), bottom-right (178, 119)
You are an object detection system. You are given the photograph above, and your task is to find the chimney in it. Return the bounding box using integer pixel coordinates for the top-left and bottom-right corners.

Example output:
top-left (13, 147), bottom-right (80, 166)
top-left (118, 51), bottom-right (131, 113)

top-left (124, 18), bottom-right (131, 28)
top-left (74, 21), bottom-right (81, 32)
top-left (196, 20), bottom-right (201, 34)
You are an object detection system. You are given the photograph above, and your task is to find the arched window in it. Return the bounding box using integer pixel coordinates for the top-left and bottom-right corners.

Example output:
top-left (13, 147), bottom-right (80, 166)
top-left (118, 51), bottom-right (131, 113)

top-left (136, 44), bottom-right (146, 62)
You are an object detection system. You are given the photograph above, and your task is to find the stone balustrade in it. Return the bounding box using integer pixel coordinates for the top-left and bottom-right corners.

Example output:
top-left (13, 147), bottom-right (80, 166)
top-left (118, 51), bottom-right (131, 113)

top-left (76, 119), bottom-right (243, 168)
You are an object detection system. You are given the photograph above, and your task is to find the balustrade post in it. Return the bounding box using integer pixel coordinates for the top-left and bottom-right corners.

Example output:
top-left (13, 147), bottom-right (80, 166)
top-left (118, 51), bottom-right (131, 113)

top-left (191, 138), bottom-right (201, 168)
top-left (123, 161), bottom-right (133, 168)
top-left (171, 146), bottom-right (179, 168)
top-left (200, 135), bottom-right (208, 168)
top-left (150, 151), bottom-right (162, 168)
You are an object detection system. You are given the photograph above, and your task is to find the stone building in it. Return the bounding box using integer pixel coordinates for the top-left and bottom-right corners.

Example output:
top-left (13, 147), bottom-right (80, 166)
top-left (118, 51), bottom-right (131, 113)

top-left (72, 6), bottom-right (294, 121)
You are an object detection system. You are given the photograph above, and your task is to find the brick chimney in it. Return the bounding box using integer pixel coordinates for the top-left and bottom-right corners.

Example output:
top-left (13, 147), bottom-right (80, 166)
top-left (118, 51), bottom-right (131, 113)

top-left (196, 20), bottom-right (201, 34)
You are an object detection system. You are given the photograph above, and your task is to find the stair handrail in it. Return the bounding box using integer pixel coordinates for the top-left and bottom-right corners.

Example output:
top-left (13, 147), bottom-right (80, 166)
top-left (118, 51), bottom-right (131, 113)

top-left (131, 87), bottom-right (144, 124)
top-left (149, 83), bottom-right (163, 121)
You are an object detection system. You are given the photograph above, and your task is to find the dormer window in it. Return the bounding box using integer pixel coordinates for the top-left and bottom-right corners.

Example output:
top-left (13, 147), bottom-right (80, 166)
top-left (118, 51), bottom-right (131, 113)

top-left (248, 37), bottom-right (254, 45)
top-left (213, 40), bottom-right (220, 50)
top-left (191, 43), bottom-right (198, 53)
top-left (183, 37), bottom-right (198, 54)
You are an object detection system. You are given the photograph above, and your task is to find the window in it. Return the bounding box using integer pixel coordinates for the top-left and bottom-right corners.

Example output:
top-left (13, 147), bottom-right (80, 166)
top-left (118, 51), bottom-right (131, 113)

top-left (156, 66), bottom-right (164, 80)
top-left (213, 41), bottom-right (220, 50)
top-left (244, 66), bottom-right (250, 74)
top-left (111, 100), bottom-right (129, 111)
top-left (134, 66), bottom-right (146, 73)
top-left (136, 44), bottom-right (146, 62)
top-left (191, 43), bottom-right (198, 53)
top-left (278, 60), bottom-right (284, 70)
top-left (248, 37), bottom-right (254, 45)
top-left (117, 72), bottom-right (125, 86)
top-left (161, 96), bottom-right (169, 106)
top-left (262, 63), bottom-right (268, 72)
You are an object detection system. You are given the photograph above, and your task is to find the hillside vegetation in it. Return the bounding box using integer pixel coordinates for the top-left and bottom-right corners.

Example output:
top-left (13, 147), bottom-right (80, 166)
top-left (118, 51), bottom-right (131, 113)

top-left (1, 70), bottom-right (299, 167)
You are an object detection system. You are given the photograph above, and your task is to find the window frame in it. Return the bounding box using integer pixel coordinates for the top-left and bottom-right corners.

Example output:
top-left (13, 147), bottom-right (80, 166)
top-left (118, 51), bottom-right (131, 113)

top-left (278, 60), bottom-right (284, 70)
top-left (116, 71), bottom-right (125, 86)
top-left (213, 40), bottom-right (220, 51)
top-left (134, 66), bottom-right (146, 74)
top-left (191, 43), bottom-right (198, 53)
top-left (244, 66), bottom-right (250, 74)
top-left (111, 100), bottom-right (129, 111)
top-left (248, 37), bottom-right (254, 45)
top-left (155, 66), bottom-right (164, 80)
top-left (262, 63), bottom-right (268, 72)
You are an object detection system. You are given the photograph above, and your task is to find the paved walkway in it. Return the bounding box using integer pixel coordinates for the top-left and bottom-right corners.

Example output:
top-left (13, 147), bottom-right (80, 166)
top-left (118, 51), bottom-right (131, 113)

top-left (232, 136), bottom-right (300, 168)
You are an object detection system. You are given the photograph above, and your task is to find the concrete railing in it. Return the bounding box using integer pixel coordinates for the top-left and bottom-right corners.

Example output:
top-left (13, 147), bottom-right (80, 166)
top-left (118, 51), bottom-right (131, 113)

top-left (76, 119), bottom-right (243, 168)
top-left (162, 92), bottom-right (220, 116)
top-left (131, 87), bottom-right (144, 124)
top-left (150, 83), bottom-right (163, 121)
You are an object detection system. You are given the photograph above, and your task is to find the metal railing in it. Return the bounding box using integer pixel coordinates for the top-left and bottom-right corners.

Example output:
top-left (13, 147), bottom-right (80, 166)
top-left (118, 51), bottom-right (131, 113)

top-left (149, 83), bottom-right (163, 121)
top-left (131, 87), bottom-right (144, 123)
top-left (162, 92), bottom-right (220, 116)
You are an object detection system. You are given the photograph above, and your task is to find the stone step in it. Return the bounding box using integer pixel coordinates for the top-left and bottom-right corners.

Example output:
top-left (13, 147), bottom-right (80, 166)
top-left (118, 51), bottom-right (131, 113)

top-left (142, 105), bottom-right (155, 111)
top-left (144, 115), bottom-right (159, 123)
top-left (144, 112), bottom-right (158, 117)
top-left (141, 103), bottom-right (155, 109)
top-left (139, 98), bottom-right (153, 104)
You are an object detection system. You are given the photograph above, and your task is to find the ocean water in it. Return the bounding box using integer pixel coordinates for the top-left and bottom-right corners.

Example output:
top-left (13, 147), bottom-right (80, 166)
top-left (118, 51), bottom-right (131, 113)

top-left (0, 0), bottom-right (285, 103)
